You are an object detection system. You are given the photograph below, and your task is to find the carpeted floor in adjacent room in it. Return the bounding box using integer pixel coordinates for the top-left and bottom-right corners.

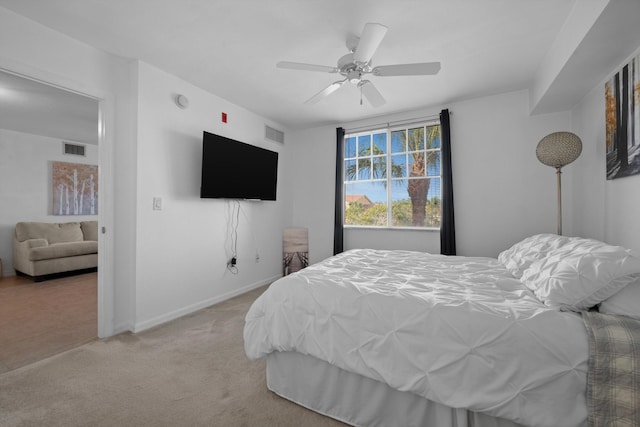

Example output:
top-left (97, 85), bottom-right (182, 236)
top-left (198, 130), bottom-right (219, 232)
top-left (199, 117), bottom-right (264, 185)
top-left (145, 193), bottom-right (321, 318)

top-left (0, 285), bottom-right (347, 427)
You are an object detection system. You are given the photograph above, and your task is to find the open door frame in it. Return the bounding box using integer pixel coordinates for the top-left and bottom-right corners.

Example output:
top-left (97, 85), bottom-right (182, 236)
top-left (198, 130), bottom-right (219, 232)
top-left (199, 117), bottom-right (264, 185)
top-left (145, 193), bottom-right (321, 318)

top-left (0, 61), bottom-right (115, 338)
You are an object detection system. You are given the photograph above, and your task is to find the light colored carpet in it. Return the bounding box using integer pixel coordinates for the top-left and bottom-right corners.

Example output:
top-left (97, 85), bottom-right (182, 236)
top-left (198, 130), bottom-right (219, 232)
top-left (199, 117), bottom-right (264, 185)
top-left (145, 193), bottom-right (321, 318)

top-left (0, 285), bottom-right (346, 427)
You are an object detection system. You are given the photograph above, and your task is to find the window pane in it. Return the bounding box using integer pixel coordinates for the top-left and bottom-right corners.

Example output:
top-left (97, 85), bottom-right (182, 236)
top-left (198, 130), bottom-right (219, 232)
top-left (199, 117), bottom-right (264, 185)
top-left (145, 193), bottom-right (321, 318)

top-left (426, 178), bottom-right (441, 228)
top-left (373, 133), bottom-right (386, 154)
top-left (426, 151), bottom-right (441, 176)
top-left (408, 127), bottom-right (424, 151)
top-left (345, 136), bottom-right (357, 158)
top-left (391, 154), bottom-right (407, 177)
top-left (390, 179), bottom-right (408, 202)
top-left (345, 159), bottom-right (356, 181)
top-left (391, 131), bottom-right (406, 153)
top-left (371, 155), bottom-right (387, 179)
top-left (358, 135), bottom-right (371, 155)
top-left (390, 177), bottom-right (440, 228)
top-left (408, 152), bottom-right (425, 177)
top-left (428, 177), bottom-right (441, 201)
top-left (345, 181), bottom-right (387, 227)
top-left (358, 158), bottom-right (371, 180)
top-left (427, 125), bottom-right (441, 149)
top-left (390, 179), bottom-right (411, 227)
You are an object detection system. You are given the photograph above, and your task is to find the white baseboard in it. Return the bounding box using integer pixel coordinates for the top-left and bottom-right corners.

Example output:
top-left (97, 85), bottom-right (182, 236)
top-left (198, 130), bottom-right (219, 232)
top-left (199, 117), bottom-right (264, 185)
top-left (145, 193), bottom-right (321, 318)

top-left (132, 274), bottom-right (281, 334)
top-left (113, 321), bottom-right (135, 336)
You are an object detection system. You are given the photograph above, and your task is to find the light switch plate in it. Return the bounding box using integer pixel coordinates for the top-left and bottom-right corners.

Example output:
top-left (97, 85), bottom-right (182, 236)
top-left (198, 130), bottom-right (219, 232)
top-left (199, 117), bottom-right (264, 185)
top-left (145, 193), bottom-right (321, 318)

top-left (153, 197), bottom-right (162, 210)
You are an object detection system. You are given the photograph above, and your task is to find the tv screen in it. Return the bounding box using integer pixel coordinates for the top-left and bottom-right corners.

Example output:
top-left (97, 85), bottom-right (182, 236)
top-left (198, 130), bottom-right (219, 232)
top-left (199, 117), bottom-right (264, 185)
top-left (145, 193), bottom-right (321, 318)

top-left (200, 131), bottom-right (278, 200)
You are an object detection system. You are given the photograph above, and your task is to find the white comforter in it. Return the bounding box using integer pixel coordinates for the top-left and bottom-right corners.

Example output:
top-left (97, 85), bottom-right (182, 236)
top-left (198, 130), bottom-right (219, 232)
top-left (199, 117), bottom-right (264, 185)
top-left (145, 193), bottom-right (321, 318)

top-left (244, 249), bottom-right (589, 427)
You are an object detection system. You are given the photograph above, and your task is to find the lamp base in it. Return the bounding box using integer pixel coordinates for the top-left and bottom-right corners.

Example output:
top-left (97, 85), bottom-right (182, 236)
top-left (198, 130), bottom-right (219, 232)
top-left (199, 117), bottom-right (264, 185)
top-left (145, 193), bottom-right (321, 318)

top-left (556, 167), bottom-right (562, 236)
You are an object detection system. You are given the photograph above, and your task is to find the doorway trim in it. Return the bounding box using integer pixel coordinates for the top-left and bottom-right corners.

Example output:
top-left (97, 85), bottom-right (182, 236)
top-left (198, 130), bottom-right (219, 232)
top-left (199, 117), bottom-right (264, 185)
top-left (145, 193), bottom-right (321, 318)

top-left (0, 58), bottom-right (115, 338)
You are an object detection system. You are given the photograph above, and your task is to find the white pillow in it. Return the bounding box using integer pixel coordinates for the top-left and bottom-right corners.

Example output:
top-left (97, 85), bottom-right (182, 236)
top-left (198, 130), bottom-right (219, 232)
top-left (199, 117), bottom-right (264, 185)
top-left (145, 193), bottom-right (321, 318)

top-left (498, 234), bottom-right (569, 278)
top-left (520, 237), bottom-right (640, 311)
top-left (599, 279), bottom-right (640, 319)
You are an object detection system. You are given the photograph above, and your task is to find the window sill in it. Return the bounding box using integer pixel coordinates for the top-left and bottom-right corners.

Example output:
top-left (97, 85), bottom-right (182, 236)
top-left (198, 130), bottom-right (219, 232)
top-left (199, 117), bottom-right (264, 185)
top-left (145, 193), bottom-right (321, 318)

top-left (344, 225), bottom-right (440, 232)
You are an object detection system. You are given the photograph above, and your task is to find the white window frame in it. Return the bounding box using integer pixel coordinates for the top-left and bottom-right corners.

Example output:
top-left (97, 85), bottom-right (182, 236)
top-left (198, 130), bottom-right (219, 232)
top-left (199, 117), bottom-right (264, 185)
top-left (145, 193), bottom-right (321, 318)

top-left (343, 119), bottom-right (442, 230)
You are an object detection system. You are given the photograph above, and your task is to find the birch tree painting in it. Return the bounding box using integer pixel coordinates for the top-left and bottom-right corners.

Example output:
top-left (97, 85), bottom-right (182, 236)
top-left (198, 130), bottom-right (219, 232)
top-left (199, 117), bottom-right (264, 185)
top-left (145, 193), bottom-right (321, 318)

top-left (52, 161), bottom-right (98, 215)
top-left (605, 53), bottom-right (640, 180)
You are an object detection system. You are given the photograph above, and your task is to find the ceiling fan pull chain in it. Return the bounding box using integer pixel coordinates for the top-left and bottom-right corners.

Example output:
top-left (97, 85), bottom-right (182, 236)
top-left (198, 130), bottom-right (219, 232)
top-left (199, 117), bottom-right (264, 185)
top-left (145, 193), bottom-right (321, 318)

top-left (360, 85), bottom-right (363, 105)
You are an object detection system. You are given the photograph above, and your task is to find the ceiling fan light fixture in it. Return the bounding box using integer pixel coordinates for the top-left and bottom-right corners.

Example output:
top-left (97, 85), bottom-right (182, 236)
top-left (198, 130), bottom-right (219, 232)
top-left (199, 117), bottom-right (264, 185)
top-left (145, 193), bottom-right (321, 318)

top-left (347, 70), bottom-right (361, 83)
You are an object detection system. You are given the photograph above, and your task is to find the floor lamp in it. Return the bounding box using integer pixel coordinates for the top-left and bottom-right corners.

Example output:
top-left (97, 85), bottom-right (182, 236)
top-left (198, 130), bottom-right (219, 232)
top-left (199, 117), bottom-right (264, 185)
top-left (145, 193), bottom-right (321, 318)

top-left (536, 132), bottom-right (582, 236)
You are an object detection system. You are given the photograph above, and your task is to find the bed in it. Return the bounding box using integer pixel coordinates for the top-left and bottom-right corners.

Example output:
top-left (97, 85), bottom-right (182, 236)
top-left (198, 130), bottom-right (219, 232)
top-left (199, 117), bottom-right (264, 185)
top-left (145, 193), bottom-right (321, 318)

top-left (244, 234), bottom-right (640, 427)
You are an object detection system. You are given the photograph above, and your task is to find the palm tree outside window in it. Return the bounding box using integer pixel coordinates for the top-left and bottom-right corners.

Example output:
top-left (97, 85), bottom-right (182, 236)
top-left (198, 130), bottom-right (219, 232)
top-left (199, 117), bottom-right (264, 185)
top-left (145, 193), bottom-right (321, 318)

top-left (344, 121), bottom-right (441, 228)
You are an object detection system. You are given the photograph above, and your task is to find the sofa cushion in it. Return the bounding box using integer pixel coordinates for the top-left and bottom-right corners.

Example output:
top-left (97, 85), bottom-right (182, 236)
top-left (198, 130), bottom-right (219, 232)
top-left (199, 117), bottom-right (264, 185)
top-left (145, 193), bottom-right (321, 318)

top-left (15, 222), bottom-right (83, 244)
top-left (81, 221), bottom-right (98, 241)
top-left (29, 241), bottom-right (98, 261)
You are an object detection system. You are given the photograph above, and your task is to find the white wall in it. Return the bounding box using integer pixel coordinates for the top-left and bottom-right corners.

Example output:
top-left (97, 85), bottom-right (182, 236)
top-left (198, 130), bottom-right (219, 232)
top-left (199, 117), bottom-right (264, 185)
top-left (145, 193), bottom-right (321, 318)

top-left (288, 126), bottom-right (338, 264)
top-left (570, 79), bottom-right (607, 244)
top-left (291, 90), bottom-right (573, 259)
top-left (449, 91), bottom-right (573, 256)
top-left (0, 7), bottom-right (294, 335)
top-left (0, 129), bottom-right (99, 275)
top-left (132, 62), bottom-right (292, 331)
top-left (572, 46), bottom-right (640, 254)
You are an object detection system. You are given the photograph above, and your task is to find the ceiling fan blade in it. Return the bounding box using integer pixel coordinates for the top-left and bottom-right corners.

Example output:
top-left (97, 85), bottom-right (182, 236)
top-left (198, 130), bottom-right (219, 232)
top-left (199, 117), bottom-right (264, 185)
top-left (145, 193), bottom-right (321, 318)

top-left (359, 80), bottom-right (386, 107)
top-left (353, 23), bottom-right (388, 64)
top-left (304, 80), bottom-right (346, 104)
top-left (372, 62), bottom-right (441, 76)
top-left (277, 61), bottom-right (338, 73)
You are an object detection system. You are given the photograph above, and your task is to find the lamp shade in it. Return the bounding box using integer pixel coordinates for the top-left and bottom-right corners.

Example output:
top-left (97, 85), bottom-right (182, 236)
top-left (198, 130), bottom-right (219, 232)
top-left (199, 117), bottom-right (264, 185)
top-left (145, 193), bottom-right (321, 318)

top-left (536, 132), bottom-right (582, 168)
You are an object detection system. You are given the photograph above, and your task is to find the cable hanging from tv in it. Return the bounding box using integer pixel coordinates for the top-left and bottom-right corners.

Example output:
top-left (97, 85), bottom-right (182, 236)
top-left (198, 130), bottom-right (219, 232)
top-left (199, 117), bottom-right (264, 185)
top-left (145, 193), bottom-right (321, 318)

top-left (226, 200), bottom-right (240, 274)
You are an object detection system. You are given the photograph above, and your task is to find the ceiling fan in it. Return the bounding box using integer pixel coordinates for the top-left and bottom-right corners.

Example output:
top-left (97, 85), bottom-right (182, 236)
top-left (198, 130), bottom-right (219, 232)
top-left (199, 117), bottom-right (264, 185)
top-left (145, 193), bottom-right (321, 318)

top-left (277, 22), bottom-right (441, 107)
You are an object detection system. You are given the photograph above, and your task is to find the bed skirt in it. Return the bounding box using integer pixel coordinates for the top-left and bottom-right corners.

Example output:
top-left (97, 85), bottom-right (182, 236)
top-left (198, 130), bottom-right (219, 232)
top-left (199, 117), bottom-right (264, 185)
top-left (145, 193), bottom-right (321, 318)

top-left (266, 351), bottom-right (524, 427)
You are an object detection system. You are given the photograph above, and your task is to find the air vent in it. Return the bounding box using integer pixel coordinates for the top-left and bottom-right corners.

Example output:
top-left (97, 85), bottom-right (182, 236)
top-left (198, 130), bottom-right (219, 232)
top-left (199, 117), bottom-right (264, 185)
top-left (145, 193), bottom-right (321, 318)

top-left (63, 142), bottom-right (86, 156)
top-left (265, 125), bottom-right (285, 144)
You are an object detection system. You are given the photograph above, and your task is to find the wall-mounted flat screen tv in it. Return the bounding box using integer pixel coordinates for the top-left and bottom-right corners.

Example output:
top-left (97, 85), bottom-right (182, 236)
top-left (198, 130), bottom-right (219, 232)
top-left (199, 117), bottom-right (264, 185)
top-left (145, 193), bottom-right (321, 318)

top-left (200, 131), bottom-right (278, 201)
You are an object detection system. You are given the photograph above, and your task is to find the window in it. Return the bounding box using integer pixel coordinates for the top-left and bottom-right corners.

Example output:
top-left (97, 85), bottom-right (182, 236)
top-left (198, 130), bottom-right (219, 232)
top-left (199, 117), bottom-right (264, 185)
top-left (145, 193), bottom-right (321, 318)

top-left (344, 121), bottom-right (441, 229)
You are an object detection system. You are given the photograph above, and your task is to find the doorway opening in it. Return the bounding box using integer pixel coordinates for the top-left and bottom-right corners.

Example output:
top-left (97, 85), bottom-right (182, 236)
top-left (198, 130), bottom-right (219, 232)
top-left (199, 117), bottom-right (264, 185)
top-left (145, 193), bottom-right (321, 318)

top-left (0, 69), bottom-right (104, 371)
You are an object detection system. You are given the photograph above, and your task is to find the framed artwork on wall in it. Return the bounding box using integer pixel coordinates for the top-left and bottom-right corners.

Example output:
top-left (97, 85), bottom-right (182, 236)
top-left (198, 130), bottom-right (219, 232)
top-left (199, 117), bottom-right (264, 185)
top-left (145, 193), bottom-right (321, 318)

top-left (605, 52), bottom-right (640, 180)
top-left (283, 227), bottom-right (309, 276)
top-left (52, 161), bottom-right (98, 215)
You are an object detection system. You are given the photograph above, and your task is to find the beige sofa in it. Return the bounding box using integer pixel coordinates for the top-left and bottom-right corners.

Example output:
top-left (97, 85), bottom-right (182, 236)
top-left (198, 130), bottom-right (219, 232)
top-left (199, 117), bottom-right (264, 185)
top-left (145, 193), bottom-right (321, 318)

top-left (13, 221), bottom-right (98, 281)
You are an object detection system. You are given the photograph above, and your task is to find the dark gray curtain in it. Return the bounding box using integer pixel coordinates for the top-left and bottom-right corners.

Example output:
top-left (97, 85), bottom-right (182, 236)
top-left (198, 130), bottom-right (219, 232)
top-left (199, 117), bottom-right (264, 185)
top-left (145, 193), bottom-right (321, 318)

top-left (440, 109), bottom-right (456, 255)
top-left (333, 127), bottom-right (345, 255)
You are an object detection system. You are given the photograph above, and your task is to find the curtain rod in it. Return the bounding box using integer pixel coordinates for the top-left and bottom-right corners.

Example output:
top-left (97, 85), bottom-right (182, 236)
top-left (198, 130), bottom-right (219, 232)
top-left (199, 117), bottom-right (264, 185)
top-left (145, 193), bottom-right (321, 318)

top-left (344, 111), bottom-right (451, 134)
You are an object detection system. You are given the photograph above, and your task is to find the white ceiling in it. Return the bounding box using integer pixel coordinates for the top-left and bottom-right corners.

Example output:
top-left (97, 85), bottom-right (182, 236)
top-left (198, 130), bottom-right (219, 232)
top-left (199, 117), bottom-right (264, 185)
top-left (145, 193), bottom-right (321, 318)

top-left (1, 0), bottom-right (639, 141)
